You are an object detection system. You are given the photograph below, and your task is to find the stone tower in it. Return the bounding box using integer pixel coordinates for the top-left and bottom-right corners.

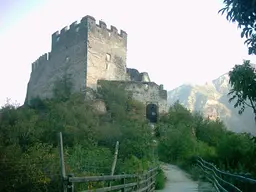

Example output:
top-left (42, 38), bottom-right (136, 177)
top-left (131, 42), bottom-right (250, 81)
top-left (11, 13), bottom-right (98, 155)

top-left (26, 15), bottom-right (127, 102)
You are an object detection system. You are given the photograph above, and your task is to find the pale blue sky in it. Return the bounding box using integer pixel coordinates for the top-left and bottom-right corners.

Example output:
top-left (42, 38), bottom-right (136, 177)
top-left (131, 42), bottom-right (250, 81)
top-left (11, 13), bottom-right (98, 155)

top-left (0, 0), bottom-right (255, 106)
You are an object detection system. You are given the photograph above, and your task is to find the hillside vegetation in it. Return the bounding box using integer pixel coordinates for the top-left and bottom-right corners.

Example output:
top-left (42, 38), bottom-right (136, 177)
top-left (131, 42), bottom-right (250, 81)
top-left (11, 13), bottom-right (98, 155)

top-left (0, 81), bottom-right (156, 192)
top-left (1, 79), bottom-right (256, 191)
top-left (156, 101), bottom-right (256, 185)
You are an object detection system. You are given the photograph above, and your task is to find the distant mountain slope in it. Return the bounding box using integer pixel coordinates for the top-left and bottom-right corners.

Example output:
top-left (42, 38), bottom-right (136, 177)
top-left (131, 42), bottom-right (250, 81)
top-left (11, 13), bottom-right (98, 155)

top-left (168, 73), bottom-right (256, 134)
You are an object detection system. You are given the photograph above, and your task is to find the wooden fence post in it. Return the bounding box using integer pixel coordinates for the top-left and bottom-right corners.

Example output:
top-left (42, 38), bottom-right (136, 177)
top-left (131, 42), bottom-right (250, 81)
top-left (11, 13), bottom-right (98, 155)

top-left (111, 141), bottom-right (119, 176)
top-left (121, 172), bottom-right (126, 192)
top-left (67, 174), bottom-right (74, 192)
top-left (150, 169), bottom-right (153, 191)
top-left (149, 169), bottom-right (152, 191)
top-left (100, 173), bottom-right (104, 188)
top-left (153, 168), bottom-right (156, 190)
top-left (136, 174), bottom-right (140, 191)
top-left (145, 171), bottom-right (148, 192)
top-left (108, 141), bottom-right (119, 188)
top-left (58, 132), bottom-right (67, 192)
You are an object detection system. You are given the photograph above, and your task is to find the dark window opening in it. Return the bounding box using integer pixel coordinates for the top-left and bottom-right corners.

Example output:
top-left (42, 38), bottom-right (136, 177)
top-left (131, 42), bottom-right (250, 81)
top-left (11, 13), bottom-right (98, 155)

top-left (146, 103), bottom-right (158, 123)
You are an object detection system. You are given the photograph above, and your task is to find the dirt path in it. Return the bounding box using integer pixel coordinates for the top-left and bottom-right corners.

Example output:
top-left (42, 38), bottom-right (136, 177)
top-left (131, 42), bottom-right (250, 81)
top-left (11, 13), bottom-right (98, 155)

top-left (156, 163), bottom-right (215, 192)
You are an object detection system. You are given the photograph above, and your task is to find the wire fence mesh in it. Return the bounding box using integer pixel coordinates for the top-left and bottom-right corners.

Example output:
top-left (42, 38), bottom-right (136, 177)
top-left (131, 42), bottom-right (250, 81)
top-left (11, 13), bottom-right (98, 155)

top-left (0, 151), bottom-right (157, 192)
top-left (0, 134), bottom-right (158, 192)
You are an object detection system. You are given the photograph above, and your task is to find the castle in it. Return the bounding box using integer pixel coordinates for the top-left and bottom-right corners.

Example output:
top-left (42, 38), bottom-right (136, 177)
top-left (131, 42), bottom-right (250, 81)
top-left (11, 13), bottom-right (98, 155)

top-left (25, 15), bottom-right (168, 115)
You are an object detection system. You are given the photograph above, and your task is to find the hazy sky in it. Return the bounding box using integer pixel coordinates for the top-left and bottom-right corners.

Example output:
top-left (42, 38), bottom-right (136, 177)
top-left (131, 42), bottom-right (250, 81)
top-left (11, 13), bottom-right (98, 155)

top-left (1, 0), bottom-right (256, 106)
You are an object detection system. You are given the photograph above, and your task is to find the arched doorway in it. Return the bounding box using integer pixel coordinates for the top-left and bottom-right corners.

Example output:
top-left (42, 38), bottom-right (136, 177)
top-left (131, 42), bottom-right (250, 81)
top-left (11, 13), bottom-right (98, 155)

top-left (146, 103), bottom-right (158, 123)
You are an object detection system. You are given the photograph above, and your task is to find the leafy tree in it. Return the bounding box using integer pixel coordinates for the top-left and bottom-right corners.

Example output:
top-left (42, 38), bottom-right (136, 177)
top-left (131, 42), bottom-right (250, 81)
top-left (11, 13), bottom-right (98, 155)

top-left (219, 0), bottom-right (256, 55)
top-left (219, 2), bottom-right (256, 122)
top-left (194, 116), bottom-right (226, 147)
top-left (158, 124), bottom-right (197, 163)
top-left (228, 60), bottom-right (256, 120)
top-left (216, 133), bottom-right (255, 171)
top-left (163, 101), bottom-right (194, 127)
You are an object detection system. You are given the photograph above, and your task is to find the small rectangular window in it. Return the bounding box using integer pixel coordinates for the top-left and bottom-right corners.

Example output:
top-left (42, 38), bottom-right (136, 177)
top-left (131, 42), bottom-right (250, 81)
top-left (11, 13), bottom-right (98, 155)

top-left (106, 53), bottom-right (111, 62)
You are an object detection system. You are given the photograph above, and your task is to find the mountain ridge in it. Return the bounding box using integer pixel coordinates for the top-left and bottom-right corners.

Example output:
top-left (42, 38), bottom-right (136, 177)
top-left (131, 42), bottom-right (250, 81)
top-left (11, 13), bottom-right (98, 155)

top-left (167, 73), bottom-right (256, 134)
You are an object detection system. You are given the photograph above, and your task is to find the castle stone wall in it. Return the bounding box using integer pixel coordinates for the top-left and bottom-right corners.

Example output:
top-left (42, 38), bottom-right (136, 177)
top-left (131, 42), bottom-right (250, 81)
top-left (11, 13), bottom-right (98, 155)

top-left (98, 80), bottom-right (168, 113)
top-left (86, 17), bottom-right (127, 89)
top-left (126, 68), bottom-right (151, 82)
top-left (51, 16), bottom-right (89, 53)
top-left (25, 15), bottom-right (167, 114)
top-left (27, 38), bottom-right (88, 102)
top-left (26, 15), bottom-right (127, 102)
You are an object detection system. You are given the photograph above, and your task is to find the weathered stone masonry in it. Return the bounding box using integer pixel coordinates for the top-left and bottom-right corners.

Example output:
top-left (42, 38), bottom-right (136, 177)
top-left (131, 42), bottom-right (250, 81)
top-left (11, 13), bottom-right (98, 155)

top-left (26, 15), bottom-right (127, 101)
top-left (98, 80), bottom-right (168, 113)
top-left (26, 15), bottom-right (168, 113)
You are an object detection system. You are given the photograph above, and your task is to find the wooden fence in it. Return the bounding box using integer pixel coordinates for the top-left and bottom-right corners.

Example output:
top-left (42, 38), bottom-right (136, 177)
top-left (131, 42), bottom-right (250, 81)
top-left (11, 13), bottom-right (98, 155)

top-left (196, 156), bottom-right (256, 192)
top-left (65, 167), bottom-right (158, 192)
top-left (58, 132), bottom-right (158, 192)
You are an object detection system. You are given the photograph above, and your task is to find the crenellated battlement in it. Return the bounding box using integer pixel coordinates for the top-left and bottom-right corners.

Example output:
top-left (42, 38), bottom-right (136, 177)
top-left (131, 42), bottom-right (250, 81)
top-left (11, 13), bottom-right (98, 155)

top-left (31, 52), bottom-right (50, 72)
top-left (51, 15), bottom-right (127, 52)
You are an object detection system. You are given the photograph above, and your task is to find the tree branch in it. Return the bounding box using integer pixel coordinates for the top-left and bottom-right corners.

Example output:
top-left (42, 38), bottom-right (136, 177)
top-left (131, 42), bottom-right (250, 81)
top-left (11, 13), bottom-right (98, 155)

top-left (244, 100), bottom-right (253, 108)
top-left (249, 98), bottom-right (256, 113)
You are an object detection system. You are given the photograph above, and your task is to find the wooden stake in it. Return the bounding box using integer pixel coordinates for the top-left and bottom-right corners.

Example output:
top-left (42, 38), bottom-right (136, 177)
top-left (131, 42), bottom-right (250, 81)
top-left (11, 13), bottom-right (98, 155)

top-left (59, 132), bottom-right (67, 192)
top-left (111, 141), bottom-right (119, 176)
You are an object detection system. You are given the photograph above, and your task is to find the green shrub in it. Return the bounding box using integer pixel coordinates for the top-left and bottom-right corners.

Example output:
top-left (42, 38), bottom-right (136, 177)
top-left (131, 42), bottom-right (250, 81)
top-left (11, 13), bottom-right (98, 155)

top-left (155, 168), bottom-right (166, 190)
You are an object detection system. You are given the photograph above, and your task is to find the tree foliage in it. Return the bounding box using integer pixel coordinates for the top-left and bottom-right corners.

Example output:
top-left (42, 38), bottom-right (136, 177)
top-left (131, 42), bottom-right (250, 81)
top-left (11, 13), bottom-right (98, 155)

top-left (228, 60), bottom-right (256, 119)
top-left (2, 76), bottom-right (256, 191)
top-left (219, 0), bottom-right (256, 54)
top-left (157, 101), bottom-right (256, 181)
top-left (0, 80), bottom-right (154, 191)
top-left (219, 1), bottom-right (256, 123)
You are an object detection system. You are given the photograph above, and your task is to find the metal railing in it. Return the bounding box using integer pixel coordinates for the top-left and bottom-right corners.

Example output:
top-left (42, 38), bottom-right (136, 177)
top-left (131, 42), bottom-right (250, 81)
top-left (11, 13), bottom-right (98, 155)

top-left (196, 157), bottom-right (256, 192)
